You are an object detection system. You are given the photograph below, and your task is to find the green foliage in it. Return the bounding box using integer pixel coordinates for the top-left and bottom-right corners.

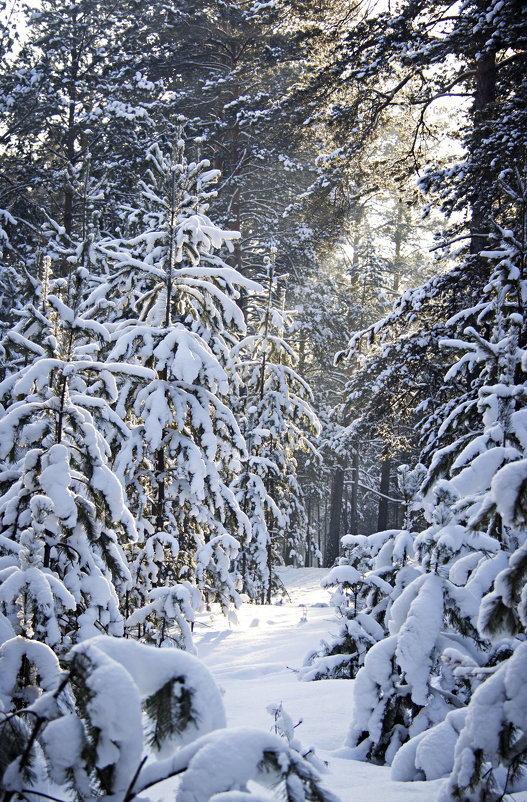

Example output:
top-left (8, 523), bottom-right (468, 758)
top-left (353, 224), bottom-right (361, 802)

top-left (0, 716), bottom-right (36, 788)
top-left (145, 677), bottom-right (196, 750)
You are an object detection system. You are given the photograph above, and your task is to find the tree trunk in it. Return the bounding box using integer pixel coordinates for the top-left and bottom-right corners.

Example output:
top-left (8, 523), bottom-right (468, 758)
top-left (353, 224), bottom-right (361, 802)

top-left (393, 197), bottom-right (405, 294)
top-left (305, 496), bottom-right (311, 567)
top-left (317, 501), bottom-right (322, 564)
top-left (377, 454), bottom-right (391, 531)
top-left (350, 447), bottom-right (359, 535)
top-left (64, 32), bottom-right (79, 242)
top-left (155, 366), bottom-right (168, 532)
top-left (266, 538), bottom-right (272, 604)
top-left (470, 50), bottom-right (497, 255)
top-left (326, 466), bottom-right (344, 566)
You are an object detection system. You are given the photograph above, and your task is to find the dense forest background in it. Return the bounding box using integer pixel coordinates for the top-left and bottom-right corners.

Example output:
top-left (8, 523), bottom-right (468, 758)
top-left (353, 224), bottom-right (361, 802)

top-left (0, 0), bottom-right (526, 800)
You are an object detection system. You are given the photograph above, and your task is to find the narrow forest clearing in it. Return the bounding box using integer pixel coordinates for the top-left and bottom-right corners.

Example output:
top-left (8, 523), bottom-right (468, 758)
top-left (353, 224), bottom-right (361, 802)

top-left (190, 568), bottom-right (445, 802)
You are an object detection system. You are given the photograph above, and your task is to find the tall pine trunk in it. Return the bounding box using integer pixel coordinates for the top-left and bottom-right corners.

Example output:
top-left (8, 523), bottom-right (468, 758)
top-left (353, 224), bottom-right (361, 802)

top-left (377, 452), bottom-right (391, 531)
top-left (326, 466), bottom-right (344, 566)
top-left (350, 447), bottom-right (359, 535)
top-left (470, 50), bottom-right (496, 255)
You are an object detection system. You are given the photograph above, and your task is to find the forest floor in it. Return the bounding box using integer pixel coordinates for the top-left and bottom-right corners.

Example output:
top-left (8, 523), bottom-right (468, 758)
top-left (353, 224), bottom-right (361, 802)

top-left (190, 567), bottom-right (453, 802)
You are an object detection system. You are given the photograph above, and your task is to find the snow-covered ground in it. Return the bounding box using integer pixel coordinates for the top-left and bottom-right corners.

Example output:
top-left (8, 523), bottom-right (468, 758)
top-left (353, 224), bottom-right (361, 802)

top-left (192, 567), bottom-right (447, 802)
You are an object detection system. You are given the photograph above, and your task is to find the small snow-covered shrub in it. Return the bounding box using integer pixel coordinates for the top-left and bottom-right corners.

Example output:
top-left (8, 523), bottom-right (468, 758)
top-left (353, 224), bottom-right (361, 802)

top-left (302, 465), bottom-right (424, 682)
top-left (125, 582), bottom-right (202, 652)
top-left (0, 635), bottom-right (339, 802)
top-left (300, 556), bottom-right (388, 681)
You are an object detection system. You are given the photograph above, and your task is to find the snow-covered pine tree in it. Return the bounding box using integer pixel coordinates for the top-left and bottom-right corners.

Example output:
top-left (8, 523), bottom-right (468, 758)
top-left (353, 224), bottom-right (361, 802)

top-left (230, 446), bottom-right (284, 604)
top-left (409, 170), bottom-right (527, 799)
top-left (0, 260), bottom-right (149, 650)
top-left (99, 138), bottom-right (260, 624)
top-left (231, 253), bottom-right (320, 602)
top-left (0, 634), bottom-right (340, 802)
top-left (347, 168), bottom-right (527, 782)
